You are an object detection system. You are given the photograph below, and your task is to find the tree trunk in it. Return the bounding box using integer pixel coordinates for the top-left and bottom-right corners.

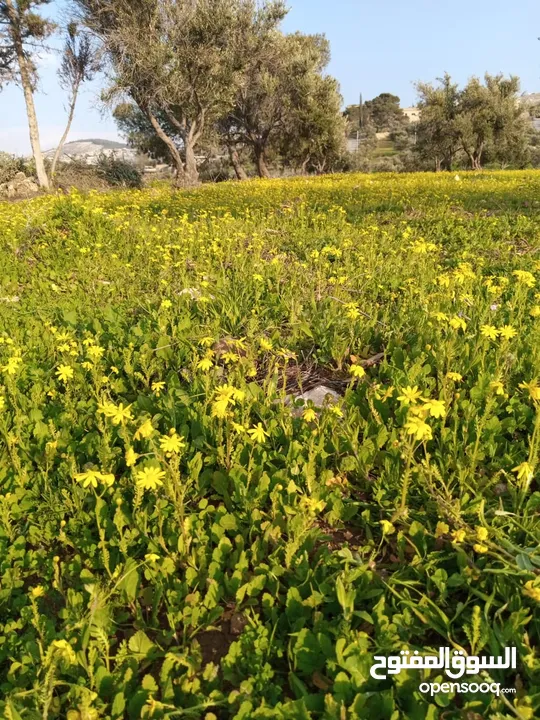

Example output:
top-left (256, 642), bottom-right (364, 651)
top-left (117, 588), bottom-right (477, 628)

top-left (316, 158), bottom-right (327, 175)
top-left (5, 0), bottom-right (49, 190)
top-left (50, 80), bottom-right (81, 181)
top-left (473, 144), bottom-right (483, 170)
top-left (227, 144), bottom-right (248, 180)
top-left (441, 156), bottom-right (452, 172)
top-left (254, 145), bottom-right (270, 178)
top-left (184, 138), bottom-right (200, 187)
top-left (143, 106), bottom-right (185, 185)
top-left (434, 157), bottom-right (442, 172)
top-left (464, 150), bottom-right (475, 170)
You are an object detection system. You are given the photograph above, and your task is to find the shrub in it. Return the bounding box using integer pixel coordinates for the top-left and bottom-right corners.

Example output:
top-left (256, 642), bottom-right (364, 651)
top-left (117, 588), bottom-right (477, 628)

top-left (0, 152), bottom-right (26, 185)
top-left (96, 153), bottom-right (142, 188)
top-left (53, 160), bottom-right (111, 192)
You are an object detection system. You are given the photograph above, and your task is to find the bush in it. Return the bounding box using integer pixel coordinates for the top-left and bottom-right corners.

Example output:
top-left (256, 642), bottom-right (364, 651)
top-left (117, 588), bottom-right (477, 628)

top-left (96, 154), bottom-right (142, 188)
top-left (0, 153), bottom-right (26, 185)
top-left (54, 160), bottom-right (111, 192)
top-left (198, 156), bottom-right (234, 183)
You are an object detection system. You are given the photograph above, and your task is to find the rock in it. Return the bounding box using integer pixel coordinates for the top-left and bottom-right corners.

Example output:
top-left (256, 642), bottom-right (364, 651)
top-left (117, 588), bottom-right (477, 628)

top-left (273, 383), bottom-right (344, 418)
top-left (179, 287), bottom-right (201, 300)
top-left (16, 180), bottom-right (39, 198)
top-left (294, 385), bottom-right (341, 407)
top-left (0, 173), bottom-right (39, 199)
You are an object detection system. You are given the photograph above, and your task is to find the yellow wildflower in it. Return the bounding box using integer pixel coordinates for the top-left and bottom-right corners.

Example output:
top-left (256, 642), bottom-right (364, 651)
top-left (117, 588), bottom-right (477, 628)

top-left (211, 398), bottom-right (230, 419)
top-left (2, 355), bottom-right (22, 375)
top-left (512, 461), bottom-right (534, 483)
top-left (108, 403), bottom-right (133, 425)
top-left (159, 430), bottom-right (186, 455)
top-left (397, 386), bottom-right (424, 404)
top-left (247, 423), bottom-right (269, 444)
top-left (152, 381), bottom-right (166, 397)
top-left (405, 415), bottom-right (432, 441)
top-left (449, 316), bottom-right (467, 331)
top-left (523, 581), bottom-right (540, 602)
top-left (513, 270), bottom-right (536, 288)
top-left (349, 364), bottom-right (366, 378)
top-left (476, 527), bottom-right (488, 542)
top-left (422, 399), bottom-right (446, 419)
top-left (74, 469), bottom-right (115, 489)
top-left (345, 303), bottom-right (361, 320)
top-left (87, 346), bottom-right (105, 361)
top-left (498, 325), bottom-right (517, 340)
top-left (134, 419), bottom-right (155, 440)
top-left (435, 521), bottom-right (450, 538)
top-left (197, 357), bottom-right (213, 372)
top-left (489, 381), bottom-right (505, 396)
top-left (135, 466), bottom-right (166, 491)
top-left (56, 365), bottom-right (74, 383)
top-left (481, 325), bottom-right (499, 340)
top-left (125, 447), bottom-right (139, 467)
top-left (519, 380), bottom-right (540, 402)
top-left (473, 543), bottom-right (488, 554)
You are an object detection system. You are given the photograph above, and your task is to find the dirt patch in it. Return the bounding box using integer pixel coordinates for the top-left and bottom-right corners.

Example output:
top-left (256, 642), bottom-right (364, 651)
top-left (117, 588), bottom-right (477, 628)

top-left (194, 609), bottom-right (248, 665)
top-left (313, 519), bottom-right (364, 552)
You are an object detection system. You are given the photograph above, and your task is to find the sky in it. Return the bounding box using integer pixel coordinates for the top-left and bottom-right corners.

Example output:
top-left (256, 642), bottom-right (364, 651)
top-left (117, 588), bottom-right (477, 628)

top-left (2, 0), bottom-right (540, 155)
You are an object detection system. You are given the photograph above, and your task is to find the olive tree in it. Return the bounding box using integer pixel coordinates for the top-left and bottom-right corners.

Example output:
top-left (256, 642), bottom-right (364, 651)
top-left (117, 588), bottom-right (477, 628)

top-left (76, 0), bottom-right (285, 186)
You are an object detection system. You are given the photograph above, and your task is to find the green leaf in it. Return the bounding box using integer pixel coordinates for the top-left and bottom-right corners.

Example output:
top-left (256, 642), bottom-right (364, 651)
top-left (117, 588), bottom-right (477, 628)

top-left (63, 309), bottom-right (77, 325)
top-left (117, 558), bottom-right (140, 602)
top-left (128, 631), bottom-right (155, 658)
top-left (142, 674), bottom-right (158, 692)
top-left (220, 513), bottom-right (237, 531)
top-left (111, 692), bottom-right (126, 719)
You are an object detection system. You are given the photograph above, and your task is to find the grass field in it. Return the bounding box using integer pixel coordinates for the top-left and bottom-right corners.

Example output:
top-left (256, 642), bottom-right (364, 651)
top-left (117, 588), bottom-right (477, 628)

top-left (1, 172), bottom-right (539, 719)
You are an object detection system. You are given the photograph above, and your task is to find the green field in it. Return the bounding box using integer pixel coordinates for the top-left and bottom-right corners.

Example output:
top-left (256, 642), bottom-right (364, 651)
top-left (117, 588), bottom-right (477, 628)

top-left (0, 172), bottom-right (539, 719)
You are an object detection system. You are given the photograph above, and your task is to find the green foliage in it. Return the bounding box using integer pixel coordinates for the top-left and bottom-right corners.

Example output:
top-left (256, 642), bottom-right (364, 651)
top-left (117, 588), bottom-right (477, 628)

top-left (96, 154), bottom-right (142, 188)
top-left (78, 0), bottom-right (287, 185)
top-left (0, 172), bottom-right (539, 718)
top-left (416, 73), bottom-right (529, 171)
top-left (0, 153), bottom-right (26, 185)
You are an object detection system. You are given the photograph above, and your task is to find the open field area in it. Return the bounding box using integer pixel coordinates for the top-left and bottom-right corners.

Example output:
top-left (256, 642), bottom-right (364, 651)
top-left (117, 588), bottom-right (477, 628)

top-left (1, 172), bottom-right (540, 718)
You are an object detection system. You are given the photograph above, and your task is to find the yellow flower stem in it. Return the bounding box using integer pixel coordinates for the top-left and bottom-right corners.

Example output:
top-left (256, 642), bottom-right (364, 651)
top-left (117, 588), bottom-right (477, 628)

top-left (399, 436), bottom-right (416, 514)
top-left (94, 490), bottom-right (113, 579)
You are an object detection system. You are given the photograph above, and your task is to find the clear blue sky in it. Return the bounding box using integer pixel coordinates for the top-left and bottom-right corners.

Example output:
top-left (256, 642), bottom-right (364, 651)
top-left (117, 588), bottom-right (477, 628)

top-left (3, 0), bottom-right (540, 154)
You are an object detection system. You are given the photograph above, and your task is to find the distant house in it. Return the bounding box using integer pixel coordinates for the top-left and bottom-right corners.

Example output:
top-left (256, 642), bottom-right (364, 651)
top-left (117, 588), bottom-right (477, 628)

top-left (402, 107), bottom-right (420, 124)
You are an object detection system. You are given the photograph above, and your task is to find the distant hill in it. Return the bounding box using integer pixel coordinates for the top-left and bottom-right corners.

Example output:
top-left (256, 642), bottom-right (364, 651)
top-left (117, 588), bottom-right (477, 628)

top-left (44, 139), bottom-right (138, 165)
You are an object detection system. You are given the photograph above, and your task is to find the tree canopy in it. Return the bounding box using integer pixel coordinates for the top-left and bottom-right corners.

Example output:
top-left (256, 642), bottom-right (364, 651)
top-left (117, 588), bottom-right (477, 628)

top-left (415, 73), bottom-right (528, 171)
